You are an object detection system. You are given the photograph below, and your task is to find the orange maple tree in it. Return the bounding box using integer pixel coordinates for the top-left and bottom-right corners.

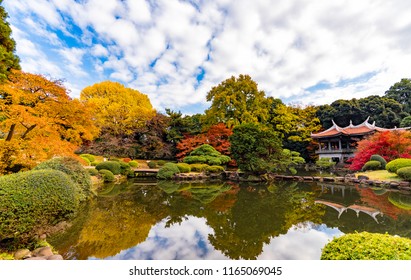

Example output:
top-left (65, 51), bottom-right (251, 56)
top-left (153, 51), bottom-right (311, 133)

top-left (0, 70), bottom-right (99, 173)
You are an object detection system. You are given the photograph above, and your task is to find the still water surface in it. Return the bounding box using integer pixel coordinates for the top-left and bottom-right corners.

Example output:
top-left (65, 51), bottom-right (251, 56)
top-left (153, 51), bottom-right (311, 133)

top-left (49, 179), bottom-right (411, 260)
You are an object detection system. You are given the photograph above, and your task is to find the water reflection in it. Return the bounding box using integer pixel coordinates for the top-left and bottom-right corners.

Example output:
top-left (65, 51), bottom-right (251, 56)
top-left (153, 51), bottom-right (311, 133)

top-left (48, 179), bottom-right (411, 260)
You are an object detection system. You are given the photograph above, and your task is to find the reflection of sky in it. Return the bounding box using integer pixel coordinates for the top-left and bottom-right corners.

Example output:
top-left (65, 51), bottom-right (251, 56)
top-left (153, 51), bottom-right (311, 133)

top-left (102, 217), bottom-right (343, 260)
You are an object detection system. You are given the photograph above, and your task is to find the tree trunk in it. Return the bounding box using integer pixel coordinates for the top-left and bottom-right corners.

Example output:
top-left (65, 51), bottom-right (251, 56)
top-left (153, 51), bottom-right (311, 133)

top-left (5, 124), bottom-right (16, 141)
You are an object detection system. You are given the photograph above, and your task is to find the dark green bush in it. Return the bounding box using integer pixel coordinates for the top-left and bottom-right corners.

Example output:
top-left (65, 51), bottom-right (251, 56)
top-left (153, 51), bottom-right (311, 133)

top-left (183, 144), bottom-right (231, 166)
top-left (176, 163), bottom-right (191, 173)
top-left (370, 154), bottom-right (387, 169)
top-left (0, 170), bottom-right (79, 240)
top-left (95, 161), bottom-right (121, 175)
top-left (321, 232), bottom-right (411, 260)
top-left (34, 157), bottom-right (92, 202)
top-left (80, 154), bottom-right (95, 163)
top-left (190, 164), bottom-right (209, 172)
top-left (88, 168), bottom-right (99, 176)
top-left (119, 161), bottom-right (131, 175)
top-left (156, 160), bottom-right (167, 166)
top-left (99, 169), bottom-right (115, 182)
top-left (397, 166), bottom-right (411, 181)
top-left (362, 160), bottom-right (382, 171)
top-left (386, 158), bottom-right (411, 173)
top-left (183, 155), bottom-right (208, 164)
top-left (128, 160), bottom-right (139, 168)
top-left (157, 163), bottom-right (180, 180)
top-left (206, 165), bottom-right (225, 173)
top-left (148, 161), bottom-right (157, 169)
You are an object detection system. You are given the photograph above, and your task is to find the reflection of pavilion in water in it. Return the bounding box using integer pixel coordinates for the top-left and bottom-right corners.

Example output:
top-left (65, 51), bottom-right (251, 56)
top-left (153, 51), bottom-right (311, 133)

top-left (316, 183), bottom-right (383, 223)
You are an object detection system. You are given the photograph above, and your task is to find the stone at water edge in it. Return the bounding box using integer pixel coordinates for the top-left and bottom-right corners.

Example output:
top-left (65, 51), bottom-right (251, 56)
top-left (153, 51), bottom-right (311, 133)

top-left (47, 255), bottom-right (63, 260)
top-left (14, 249), bottom-right (31, 260)
top-left (33, 247), bottom-right (53, 257)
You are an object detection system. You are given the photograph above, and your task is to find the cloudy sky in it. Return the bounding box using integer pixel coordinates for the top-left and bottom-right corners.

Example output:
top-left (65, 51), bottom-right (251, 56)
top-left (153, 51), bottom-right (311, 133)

top-left (3, 0), bottom-right (411, 114)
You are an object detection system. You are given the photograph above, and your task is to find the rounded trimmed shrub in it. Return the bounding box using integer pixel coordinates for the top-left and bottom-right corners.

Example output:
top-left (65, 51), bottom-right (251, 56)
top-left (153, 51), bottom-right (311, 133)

top-left (362, 160), bottom-right (382, 171)
top-left (95, 161), bottom-right (121, 175)
top-left (80, 156), bottom-right (91, 166)
top-left (91, 161), bottom-right (99, 166)
top-left (88, 168), bottom-right (99, 176)
top-left (156, 160), bottom-right (167, 166)
top-left (183, 155), bottom-right (208, 164)
top-left (34, 157), bottom-right (92, 202)
top-left (0, 169), bottom-right (79, 240)
top-left (386, 158), bottom-right (411, 173)
top-left (189, 164), bottom-right (209, 172)
top-left (80, 154), bottom-right (95, 163)
top-left (176, 163), bottom-right (191, 173)
top-left (321, 232), bottom-right (411, 260)
top-left (128, 160), bottom-right (139, 168)
top-left (119, 161), bottom-right (131, 175)
top-left (397, 166), bottom-right (411, 181)
top-left (99, 169), bottom-right (115, 182)
top-left (157, 163), bottom-right (180, 180)
top-left (148, 161), bottom-right (157, 169)
top-left (370, 154), bottom-right (387, 169)
top-left (206, 165), bottom-right (225, 173)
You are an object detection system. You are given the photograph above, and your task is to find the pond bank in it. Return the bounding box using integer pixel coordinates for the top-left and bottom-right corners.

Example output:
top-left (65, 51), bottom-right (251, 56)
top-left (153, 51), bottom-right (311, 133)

top-left (172, 171), bottom-right (411, 192)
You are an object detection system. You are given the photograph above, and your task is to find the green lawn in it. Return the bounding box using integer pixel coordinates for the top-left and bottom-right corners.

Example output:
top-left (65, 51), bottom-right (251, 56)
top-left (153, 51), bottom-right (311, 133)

top-left (356, 170), bottom-right (402, 181)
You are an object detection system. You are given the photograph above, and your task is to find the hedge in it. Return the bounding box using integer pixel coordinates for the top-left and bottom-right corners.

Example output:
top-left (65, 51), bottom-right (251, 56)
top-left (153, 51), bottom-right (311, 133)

top-left (362, 160), bottom-right (382, 171)
top-left (128, 160), bottom-right (139, 168)
top-left (206, 165), bottom-right (225, 173)
top-left (386, 158), bottom-right (411, 173)
top-left (88, 168), bottom-right (99, 176)
top-left (157, 163), bottom-right (180, 180)
top-left (99, 169), bottom-right (115, 182)
top-left (176, 163), bottom-right (191, 173)
top-left (370, 154), bottom-right (387, 169)
top-left (397, 167), bottom-right (411, 181)
top-left (148, 161), bottom-right (157, 169)
top-left (95, 161), bottom-right (121, 175)
top-left (34, 157), bottom-right (92, 202)
top-left (0, 170), bottom-right (79, 240)
top-left (190, 164), bottom-right (209, 172)
top-left (321, 232), bottom-right (411, 260)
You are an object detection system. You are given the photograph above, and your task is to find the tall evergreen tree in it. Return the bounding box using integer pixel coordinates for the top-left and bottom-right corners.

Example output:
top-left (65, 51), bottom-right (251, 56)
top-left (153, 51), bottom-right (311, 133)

top-left (0, 0), bottom-right (20, 81)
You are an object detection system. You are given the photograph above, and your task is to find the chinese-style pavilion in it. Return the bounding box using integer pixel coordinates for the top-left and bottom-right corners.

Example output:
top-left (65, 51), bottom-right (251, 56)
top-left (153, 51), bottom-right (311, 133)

top-left (311, 117), bottom-right (409, 163)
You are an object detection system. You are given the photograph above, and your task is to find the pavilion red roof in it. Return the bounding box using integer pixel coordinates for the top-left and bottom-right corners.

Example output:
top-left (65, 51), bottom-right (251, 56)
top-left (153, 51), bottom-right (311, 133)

top-left (311, 117), bottom-right (406, 138)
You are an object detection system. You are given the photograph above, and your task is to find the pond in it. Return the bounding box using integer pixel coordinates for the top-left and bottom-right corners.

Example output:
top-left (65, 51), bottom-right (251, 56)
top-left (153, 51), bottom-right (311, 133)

top-left (48, 178), bottom-right (411, 260)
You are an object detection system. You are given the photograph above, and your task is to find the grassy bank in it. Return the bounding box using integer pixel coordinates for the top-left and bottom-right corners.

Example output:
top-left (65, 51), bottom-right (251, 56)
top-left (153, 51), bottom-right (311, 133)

top-left (356, 170), bottom-right (402, 181)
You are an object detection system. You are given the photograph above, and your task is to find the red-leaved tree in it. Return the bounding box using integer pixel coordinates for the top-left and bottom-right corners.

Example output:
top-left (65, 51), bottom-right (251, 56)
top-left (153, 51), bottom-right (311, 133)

top-left (176, 123), bottom-right (232, 160)
top-left (350, 130), bottom-right (411, 170)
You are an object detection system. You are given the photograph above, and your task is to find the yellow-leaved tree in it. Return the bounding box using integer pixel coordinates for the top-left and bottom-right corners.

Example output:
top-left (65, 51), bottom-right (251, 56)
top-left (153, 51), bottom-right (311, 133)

top-left (0, 70), bottom-right (99, 173)
top-left (80, 81), bottom-right (156, 136)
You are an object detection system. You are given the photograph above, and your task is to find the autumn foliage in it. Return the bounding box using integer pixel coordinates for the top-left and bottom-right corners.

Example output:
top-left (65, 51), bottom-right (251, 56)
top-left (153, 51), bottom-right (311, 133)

top-left (176, 123), bottom-right (232, 160)
top-left (349, 130), bottom-right (411, 171)
top-left (0, 70), bottom-right (99, 173)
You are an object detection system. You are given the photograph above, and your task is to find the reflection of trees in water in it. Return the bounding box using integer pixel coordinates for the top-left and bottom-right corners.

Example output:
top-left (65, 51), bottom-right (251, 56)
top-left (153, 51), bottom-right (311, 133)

top-left (320, 185), bottom-right (411, 238)
top-left (205, 182), bottom-right (324, 260)
top-left (50, 180), bottom-right (170, 259)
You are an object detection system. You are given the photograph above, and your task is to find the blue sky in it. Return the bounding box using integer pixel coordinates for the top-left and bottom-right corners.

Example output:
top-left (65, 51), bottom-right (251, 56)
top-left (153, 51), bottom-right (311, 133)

top-left (3, 0), bottom-right (411, 114)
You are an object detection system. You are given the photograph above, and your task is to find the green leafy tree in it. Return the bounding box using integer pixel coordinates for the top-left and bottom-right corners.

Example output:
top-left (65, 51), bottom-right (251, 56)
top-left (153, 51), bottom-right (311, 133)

top-left (0, 0), bottom-right (20, 81)
top-left (316, 96), bottom-right (408, 128)
top-left (204, 74), bottom-right (271, 127)
top-left (229, 123), bottom-right (284, 173)
top-left (400, 116), bottom-right (411, 128)
top-left (385, 78), bottom-right (411, 114)
top-left (183, 144), bottom-right (231, 166)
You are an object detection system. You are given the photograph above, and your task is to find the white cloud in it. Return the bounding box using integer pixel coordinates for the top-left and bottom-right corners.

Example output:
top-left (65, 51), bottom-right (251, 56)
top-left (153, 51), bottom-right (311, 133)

top-left (4, 0), bottom-right (411, 112)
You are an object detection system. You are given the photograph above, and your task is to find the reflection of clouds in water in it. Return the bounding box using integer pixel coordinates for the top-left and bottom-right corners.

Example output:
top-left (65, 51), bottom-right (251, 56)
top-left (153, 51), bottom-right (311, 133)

top-left (106, 216), bottom-right (228, 260)
top-left (258, 223), bottom-right (343, 260)
top-left (105, 218), bottom-right (342, 260)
